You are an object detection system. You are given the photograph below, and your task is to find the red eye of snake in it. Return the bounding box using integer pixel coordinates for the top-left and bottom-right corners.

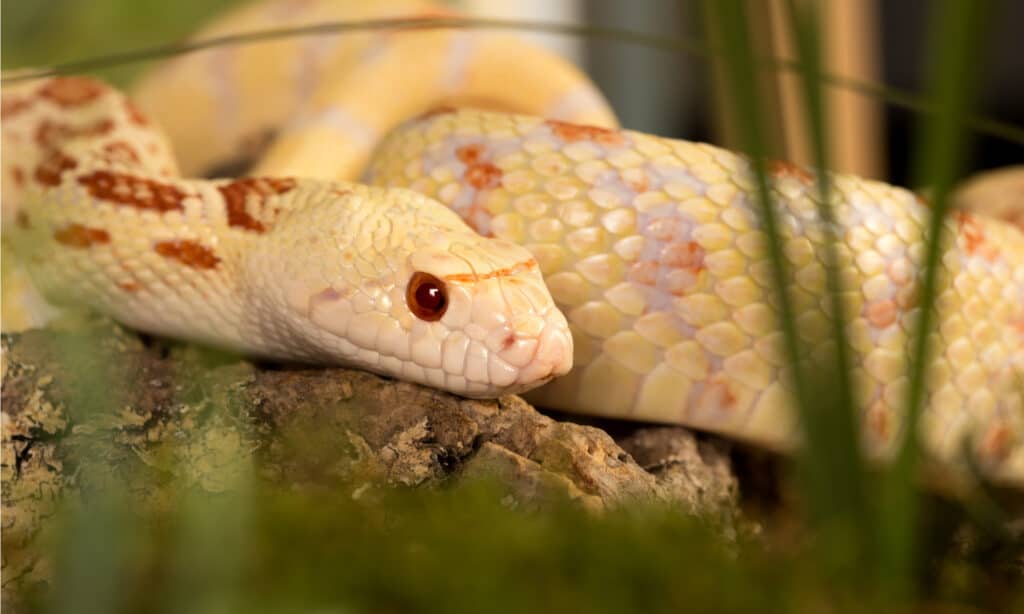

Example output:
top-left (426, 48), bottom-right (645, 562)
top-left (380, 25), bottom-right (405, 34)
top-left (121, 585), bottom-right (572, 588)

top-left (406, 271), bottom-right (448, 321)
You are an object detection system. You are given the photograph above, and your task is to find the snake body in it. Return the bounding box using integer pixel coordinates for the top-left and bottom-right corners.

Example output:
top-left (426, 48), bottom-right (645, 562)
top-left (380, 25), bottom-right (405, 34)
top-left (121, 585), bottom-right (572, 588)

top-left (3, 0), bottom-right (1024, 485)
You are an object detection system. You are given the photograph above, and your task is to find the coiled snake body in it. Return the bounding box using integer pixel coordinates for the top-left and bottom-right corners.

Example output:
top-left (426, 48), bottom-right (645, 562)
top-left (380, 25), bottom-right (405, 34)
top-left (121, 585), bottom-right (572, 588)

top-left (3, 0), bottom-right (1023, 485)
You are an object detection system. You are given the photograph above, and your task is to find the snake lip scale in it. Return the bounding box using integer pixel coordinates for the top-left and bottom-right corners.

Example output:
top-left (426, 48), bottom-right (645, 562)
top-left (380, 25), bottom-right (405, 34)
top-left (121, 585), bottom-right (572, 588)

top-left (2, 0), bottom-right (1023, 487)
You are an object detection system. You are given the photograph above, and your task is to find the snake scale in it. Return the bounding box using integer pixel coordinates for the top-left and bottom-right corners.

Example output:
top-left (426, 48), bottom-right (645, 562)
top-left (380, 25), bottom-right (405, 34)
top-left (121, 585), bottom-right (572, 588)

top-left (3, 0), bottom-right (1023, 486)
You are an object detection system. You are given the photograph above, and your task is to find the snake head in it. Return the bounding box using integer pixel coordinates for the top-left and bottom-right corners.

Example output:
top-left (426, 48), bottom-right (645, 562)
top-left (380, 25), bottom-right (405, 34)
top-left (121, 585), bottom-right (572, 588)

top-left (265, 185), bottom-right (572, 398)
top-left (400, 238), bottom-right (574, 397)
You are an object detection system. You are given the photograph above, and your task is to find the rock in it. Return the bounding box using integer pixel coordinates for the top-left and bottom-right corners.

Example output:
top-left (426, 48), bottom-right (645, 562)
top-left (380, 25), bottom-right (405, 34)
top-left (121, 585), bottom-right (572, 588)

top-left (459, 442), bottom-right (605, 513)
top-left (1, 317), bottom-right (740, 594)
top-left (617, 426), bottom-right (738, 519)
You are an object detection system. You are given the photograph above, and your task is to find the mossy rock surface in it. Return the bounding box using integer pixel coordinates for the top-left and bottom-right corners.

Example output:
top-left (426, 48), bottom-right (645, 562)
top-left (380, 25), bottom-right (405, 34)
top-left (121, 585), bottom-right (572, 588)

top-left (1, 317), bottom-right (739, 600)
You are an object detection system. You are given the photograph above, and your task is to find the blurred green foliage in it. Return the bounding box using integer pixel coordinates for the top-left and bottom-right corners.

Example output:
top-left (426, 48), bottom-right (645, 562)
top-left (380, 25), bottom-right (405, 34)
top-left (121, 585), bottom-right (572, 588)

top-left (2, 0), bottom-right (242, 84)
top-left (15, 474), bottom-right (1022, 614)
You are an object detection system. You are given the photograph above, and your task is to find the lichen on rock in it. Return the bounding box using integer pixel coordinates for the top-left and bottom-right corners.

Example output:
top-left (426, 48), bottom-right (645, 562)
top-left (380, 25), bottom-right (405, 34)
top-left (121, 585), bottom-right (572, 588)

top-left (1, 316), bottom-right (740, 597)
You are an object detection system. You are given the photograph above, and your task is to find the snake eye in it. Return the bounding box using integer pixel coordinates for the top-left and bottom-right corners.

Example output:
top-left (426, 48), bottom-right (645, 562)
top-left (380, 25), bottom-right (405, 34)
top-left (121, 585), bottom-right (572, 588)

top-left (406, 271), bottom-right (448, 321)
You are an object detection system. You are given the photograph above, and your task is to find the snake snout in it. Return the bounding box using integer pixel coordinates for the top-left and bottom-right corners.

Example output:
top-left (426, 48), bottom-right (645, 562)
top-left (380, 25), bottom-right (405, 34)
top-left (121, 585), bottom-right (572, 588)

top-left (502, 308), bottom-right (573, 388)
top-left (537, 324), bottom-right (573, 381)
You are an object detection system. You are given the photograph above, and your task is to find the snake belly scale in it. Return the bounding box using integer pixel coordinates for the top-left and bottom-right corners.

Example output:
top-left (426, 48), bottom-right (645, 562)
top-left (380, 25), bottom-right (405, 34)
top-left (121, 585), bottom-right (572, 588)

top-left (2, 0), bottom-right (1023, 486)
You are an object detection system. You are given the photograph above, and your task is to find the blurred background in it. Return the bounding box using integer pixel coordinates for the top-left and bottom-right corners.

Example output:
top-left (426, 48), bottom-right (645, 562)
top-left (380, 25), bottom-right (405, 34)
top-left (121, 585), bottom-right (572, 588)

top-left (4, 0), bottom-right (1022, 185)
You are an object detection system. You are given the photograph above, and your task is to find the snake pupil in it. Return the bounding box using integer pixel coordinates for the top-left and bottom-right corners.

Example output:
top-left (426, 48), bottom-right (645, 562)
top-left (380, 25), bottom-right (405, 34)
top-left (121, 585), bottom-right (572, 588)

top-left (407, 271), bottom-right (448, 321)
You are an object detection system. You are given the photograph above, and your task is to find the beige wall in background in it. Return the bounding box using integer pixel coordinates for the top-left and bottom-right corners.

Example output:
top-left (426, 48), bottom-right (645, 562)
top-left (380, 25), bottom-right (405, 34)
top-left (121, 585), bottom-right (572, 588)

top-left (769, 0), bottom-right (884, 179)
top-left (709, 0), bottom-right (884, 180)
top-left (457, 0), bottom-right (585, 66)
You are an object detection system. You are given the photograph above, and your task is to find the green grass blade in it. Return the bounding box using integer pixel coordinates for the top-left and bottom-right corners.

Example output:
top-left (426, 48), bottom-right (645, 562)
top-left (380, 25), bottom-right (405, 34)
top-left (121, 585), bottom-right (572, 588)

top-left (778, 0), bottom-right (873, 566)
top-left (881, 0), bottom-right (991, 599)
top-left (700, 0), bottom-right (822, 513)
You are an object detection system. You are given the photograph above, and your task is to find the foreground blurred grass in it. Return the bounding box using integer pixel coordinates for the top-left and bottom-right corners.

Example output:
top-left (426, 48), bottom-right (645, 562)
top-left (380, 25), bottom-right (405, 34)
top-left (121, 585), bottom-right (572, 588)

top-left (706, 0), bottom-right (995, 603)
top-left (3, 0), bottom-right (1023, 612)
top-left (21, 477), bottom-right (760, 613)
top-left (16, 472), bottom-right (1023, 614)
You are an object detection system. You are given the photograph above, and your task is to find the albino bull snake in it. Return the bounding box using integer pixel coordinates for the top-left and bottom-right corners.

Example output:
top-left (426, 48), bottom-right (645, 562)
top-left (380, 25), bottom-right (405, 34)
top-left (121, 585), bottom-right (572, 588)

top-left (3, 0), bottom-right (1023, 485)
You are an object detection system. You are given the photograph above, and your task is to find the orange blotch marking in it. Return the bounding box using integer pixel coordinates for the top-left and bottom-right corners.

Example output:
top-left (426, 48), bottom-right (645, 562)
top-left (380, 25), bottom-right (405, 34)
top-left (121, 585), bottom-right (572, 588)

top-left (622, 169), bottom-right (649, 193)
top-left (696, 374), bottom-right (737, 414)
top-left (53, 223), bottom-right (110, 248)
top-left (769, 159), bottom-right (814, 184)
top-left (1, 96), bottom-right (33, 119)
top-left (460, 201), bottom-right (494, 237)
top-left (217, 177), bottom-right (297, 233)
top-left (980, 421), bottom-right (1014, 464)
top-left (456, 144), bottom-right (485, 165)
top-left (545, 119), bottom-right (624, 146)
top-left (35, 151), bottom-right (78, 186)
top-left (78, 170), bottom-right (186, 213)
top-left (101, 141), bottom-right (141, 166)
top-left (659, 241), bottom-right (705, 272)
top-left (957, 211), bottom-right (983, 249)
top-left (957, 211), bottom-right (999, 261)
top-left (443, 258), bottom-right (536, 283)
top-left (38, 76), bottom-right (105, 107)
top-left (118, 281), bottom-right (142, 293)
top-left (11, 167), bottom-right (25, 188)
top-left (35, 118), bottom-right (115, 149)
top-left (628, 261), bottom-right (658, 286)
top-left (15, 211), bottom-right (31, 229)
top-left (154, 240), bottom-right (221, 270)
top-left (866, 299), bottom-right (898, 328)
top-left (975, 244), bottom-right (999, 261)
top-left (464, 162), bottom-right (502, 190)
